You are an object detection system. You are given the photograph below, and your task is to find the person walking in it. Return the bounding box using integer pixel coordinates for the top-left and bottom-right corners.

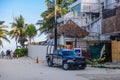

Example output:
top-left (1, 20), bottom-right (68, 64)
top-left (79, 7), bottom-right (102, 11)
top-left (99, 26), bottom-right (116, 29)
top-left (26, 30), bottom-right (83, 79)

top-left (10, 50), bottom-right (13, 59)
top-left (6, 50), bottom-right (11, 59)
top-left (1, 50), bottom-right (4, 59)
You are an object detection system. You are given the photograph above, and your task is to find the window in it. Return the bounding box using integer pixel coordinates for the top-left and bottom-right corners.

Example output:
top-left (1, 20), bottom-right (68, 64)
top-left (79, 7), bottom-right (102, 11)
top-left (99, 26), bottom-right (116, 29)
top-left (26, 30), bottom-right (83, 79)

top-left (71, 3), bottom-right (81, 12)
top-left (62, 51), bottom-right (77, 56)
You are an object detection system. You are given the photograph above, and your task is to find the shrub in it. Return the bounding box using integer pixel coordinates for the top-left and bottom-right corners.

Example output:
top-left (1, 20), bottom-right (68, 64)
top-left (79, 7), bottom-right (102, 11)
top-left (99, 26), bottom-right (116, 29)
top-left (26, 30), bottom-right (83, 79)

top-left (15, 48), bottom-right (28, 57)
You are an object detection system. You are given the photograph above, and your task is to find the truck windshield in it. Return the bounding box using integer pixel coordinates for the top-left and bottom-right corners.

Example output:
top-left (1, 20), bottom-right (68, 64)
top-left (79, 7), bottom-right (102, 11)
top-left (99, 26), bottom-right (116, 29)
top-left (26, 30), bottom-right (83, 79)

top-left (62, 51), bottom-right (77, 56)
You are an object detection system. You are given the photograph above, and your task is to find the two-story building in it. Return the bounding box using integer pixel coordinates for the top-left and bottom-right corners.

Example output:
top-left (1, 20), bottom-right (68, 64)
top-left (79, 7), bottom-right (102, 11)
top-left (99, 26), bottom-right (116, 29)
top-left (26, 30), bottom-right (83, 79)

top-left (57, 0), bottom-right (105, 49)
top-left (54, 0), bottom-right (118, 60)
top-left (101, 0), bottom-right (120, 62)
top-left (55, 0), bottom-right (120, 61)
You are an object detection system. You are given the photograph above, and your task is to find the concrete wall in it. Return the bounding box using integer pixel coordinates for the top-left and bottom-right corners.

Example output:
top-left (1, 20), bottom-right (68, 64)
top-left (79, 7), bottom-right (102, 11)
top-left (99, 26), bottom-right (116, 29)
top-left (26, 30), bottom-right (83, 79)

top-left (28, 45), bottom-right (47, 60)
top-left (98, 0), bottom-right (119, 9)
top-left (64, 12), bottom-right (91, 27)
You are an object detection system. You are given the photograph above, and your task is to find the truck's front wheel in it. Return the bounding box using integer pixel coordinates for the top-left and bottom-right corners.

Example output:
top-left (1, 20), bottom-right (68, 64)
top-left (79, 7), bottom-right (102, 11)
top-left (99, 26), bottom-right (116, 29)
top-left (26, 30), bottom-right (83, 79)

top-left (48, 60), bottom-right (53, 67)
top-left (63, 62), bottom-right (69, 70)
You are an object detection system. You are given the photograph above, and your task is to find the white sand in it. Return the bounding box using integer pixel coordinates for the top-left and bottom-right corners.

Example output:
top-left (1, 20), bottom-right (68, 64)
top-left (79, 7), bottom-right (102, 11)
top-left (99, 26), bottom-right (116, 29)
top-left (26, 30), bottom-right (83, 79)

top-left (0, 57), bottom-right (120, 80)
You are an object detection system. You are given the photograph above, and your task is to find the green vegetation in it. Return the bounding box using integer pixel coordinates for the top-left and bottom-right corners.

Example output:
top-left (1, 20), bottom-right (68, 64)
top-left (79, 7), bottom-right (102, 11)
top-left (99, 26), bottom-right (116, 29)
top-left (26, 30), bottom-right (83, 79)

top-left (10, 15), bottom-right (27, 48)
top-left (25, 24), bottom-right (37, 42)
top-left (9, 15), bottom-right (37, 48)
top-left (0, 0), bottom-right (78, 54)
top-left (15, 48), bottom-right (28, 57)
top-left (0, 21), bottom-right (10, 45)
top-left (37, 0), bottom-right (77, 34)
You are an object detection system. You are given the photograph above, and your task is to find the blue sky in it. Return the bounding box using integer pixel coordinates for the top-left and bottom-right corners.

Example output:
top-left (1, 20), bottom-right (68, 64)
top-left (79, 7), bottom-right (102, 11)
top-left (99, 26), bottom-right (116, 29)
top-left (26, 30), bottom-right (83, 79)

top-left (0, 0), bottom-right (47, 51)
top-left (0, 0), bottom-right (46, 24)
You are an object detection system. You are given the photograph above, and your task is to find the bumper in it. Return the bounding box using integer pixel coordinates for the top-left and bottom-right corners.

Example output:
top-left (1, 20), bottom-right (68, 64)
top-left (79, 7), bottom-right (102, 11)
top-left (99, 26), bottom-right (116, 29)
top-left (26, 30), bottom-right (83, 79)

top-left (67, 62), bottom-right (86, 68)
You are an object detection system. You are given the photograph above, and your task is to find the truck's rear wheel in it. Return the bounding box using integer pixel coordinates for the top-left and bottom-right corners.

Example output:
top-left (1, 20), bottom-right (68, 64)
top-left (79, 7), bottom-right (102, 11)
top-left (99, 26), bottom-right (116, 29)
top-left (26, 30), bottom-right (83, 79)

top-left (48, 60), bottom-right (53, 67)
top-left (63, 62), bottom-right (69, 70)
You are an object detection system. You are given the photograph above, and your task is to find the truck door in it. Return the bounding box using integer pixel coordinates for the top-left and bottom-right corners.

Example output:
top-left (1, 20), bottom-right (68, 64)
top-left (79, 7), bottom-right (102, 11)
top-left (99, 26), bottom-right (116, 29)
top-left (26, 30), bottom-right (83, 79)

top-left (53, 50), bottom-right (63, 65)
top-left (52, 54), bottom-right (58, 64)
top-left (57, 52), bottom-right (63, 65)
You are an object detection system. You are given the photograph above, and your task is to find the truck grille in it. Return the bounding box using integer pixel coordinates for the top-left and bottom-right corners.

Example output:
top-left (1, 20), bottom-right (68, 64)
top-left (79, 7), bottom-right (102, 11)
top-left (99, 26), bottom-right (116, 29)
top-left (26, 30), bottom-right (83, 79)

top-left (74, 58), bottom-right (85, 63)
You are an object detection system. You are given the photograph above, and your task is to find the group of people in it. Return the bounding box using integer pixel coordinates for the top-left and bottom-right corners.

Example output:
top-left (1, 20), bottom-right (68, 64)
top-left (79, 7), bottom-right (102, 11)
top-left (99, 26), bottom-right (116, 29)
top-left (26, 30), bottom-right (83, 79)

top-left (0, 50), bottom-right (17, 59)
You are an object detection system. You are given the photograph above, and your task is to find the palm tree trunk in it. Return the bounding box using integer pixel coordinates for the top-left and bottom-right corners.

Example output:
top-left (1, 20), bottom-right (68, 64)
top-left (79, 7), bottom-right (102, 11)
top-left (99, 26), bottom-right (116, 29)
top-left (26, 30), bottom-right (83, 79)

top-left (15, 37), bottom-right (18, 48)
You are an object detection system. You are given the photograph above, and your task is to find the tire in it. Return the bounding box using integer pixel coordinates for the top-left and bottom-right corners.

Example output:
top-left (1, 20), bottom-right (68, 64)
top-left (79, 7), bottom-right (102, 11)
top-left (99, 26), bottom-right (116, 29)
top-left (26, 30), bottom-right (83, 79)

top-left (63, 62), bottom-right (69, 70)
top-left (48, 60), bottom-right (53, 67)
top-left (80, 64), bottom-right (86, 69)
top-left (80, 67), bottom-right (86, 69)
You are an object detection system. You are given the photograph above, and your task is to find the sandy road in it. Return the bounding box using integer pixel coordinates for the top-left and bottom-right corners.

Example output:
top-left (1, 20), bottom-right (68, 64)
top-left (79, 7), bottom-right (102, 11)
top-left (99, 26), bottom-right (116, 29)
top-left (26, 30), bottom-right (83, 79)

top-left (0, 57), bottom-right (120, 80)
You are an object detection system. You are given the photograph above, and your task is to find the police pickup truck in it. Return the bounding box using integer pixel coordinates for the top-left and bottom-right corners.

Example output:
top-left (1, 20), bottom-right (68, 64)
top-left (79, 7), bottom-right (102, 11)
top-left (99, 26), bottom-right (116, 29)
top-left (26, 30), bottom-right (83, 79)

top-left (46, 49), bottom-right (86, 70)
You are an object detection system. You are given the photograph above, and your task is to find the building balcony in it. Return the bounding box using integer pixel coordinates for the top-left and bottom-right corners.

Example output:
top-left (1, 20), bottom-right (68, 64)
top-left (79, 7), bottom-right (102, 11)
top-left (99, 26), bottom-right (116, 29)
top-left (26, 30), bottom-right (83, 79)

top-left (69, 0), bottom-right (101, 13)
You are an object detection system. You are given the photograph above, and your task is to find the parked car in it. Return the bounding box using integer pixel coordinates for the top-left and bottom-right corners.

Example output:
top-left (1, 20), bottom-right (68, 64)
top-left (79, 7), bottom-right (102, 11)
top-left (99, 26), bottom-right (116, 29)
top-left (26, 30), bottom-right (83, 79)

top-left (46, 49), bottom-right (86, 70)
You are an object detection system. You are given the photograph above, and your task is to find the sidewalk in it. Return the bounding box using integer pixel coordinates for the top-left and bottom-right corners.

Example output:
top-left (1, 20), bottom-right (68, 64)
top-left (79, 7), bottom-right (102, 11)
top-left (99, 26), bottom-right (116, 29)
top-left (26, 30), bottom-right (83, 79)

top-left (104, 62), bottom-right (120, 68)
top-left (90, 62), bottom-right (120, 69)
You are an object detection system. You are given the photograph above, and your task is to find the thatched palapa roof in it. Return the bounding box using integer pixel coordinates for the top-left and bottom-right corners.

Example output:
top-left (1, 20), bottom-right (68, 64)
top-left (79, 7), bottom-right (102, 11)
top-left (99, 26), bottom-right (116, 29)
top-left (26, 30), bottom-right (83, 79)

top-left (50, 21), bottom-right (89, 38)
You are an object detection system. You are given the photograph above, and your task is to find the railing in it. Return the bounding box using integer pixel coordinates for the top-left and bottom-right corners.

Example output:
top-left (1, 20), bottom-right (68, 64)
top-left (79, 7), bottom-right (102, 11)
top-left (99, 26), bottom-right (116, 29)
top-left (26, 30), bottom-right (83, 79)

top-left (103, 8), bottom-right (116, 19)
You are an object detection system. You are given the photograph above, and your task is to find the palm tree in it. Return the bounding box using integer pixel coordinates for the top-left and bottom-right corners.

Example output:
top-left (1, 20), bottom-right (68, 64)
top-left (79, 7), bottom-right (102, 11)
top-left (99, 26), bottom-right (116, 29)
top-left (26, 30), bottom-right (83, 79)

top-left (9, 27), bottom-right (20, 48)
top-left (10, 15), bottom-right (27, 48)
top-left (25, 24), bottom-right (37, 42)
top-left (18, 28), bottom-right (28, 48)
top-left (37, 0), bottom-right (76, 34)
top-left (0, 21), bottom-right (10, 45)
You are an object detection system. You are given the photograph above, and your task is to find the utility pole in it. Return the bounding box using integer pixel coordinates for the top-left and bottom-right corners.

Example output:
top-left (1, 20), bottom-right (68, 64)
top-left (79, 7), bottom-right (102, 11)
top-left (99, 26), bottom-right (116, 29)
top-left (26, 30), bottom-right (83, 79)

top-left (54, 0), bottom-right (57, 51)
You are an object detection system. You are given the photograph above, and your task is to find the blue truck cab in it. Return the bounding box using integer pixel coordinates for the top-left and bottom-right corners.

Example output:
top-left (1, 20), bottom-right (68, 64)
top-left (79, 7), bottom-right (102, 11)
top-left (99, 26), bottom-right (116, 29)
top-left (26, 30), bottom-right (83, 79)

top-left (46, 49), bottom-right (86, 70)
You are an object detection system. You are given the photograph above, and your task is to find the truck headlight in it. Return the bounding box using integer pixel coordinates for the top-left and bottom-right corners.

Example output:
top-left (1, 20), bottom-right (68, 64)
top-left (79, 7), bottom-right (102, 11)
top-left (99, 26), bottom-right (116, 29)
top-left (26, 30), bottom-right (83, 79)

top-left (67, 60), bottom-right (74, 63)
